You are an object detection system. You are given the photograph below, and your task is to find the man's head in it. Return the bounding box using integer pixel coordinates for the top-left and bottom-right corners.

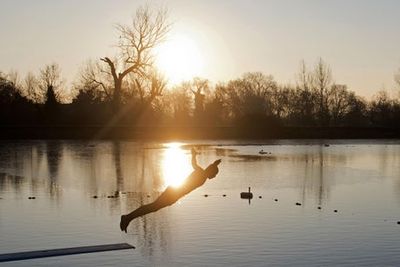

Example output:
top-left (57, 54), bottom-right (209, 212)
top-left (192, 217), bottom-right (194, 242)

top-left (204, 159), bottom-right (221, 179)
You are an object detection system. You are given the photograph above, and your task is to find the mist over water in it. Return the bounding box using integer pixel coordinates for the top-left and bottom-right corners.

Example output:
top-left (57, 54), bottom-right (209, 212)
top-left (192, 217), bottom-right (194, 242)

top-left (1, 140), bottom-right (400, 266)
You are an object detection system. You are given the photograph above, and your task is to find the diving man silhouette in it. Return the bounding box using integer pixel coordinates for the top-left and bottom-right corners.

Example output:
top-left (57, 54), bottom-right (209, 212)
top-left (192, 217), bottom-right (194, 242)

top-left (120, 148), bottom-right (221, 233)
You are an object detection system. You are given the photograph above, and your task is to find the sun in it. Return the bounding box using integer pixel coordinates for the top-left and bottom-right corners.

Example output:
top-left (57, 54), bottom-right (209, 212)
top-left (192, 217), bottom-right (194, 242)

top-left (155, 35), bottom-right (204, 85)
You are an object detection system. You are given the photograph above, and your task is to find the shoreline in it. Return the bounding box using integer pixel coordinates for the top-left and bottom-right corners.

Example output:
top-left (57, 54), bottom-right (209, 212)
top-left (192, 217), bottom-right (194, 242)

top-left (1, 126), bottom-right (400, 140)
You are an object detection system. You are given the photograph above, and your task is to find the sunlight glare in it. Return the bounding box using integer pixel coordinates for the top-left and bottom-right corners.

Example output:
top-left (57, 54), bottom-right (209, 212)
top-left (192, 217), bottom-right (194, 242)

top-left (161, 143), bottom-right (192, 188)
top-left (155, 35), bottom-right (205, 85)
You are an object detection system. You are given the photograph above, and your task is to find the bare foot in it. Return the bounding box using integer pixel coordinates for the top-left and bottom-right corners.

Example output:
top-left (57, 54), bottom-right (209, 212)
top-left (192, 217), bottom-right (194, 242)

top-left (120, 215), bottom-right (130, 233)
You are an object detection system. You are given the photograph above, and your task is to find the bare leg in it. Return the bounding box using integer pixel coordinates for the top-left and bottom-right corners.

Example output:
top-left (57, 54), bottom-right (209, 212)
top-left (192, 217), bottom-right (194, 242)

top-left (120, 199), bottom-right (167, 232)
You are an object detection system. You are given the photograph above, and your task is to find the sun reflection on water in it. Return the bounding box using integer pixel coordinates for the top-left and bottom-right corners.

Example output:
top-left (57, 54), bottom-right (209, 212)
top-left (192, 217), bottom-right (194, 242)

top-left (161, 143), bottom-right (192, 188)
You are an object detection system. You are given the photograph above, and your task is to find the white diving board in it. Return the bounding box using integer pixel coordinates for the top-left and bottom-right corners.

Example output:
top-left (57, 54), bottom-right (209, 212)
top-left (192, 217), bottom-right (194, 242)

top-left (0, 243), bottom-right (135, 263)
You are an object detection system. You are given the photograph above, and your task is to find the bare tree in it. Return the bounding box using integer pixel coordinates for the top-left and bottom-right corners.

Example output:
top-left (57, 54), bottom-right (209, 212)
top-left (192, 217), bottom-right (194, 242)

top-left (38, 63), bottom-right (64, 103)
top-left (216, 81), bottom-right (242, 119)
top-left (369, 90), bottom-right (394, 126)
top-left (22, 72), bottom-right (40, 102)
top-left (297, 60), bottom-right (313, 92)
top-left (100, 5), bottom-right (170, 110)
top-left (241, 72), bottom-right (277, 116)
top-left (78, 59), bottom-right (114, 101)
top-left (328, 84), bottom-right (352, 125)
top-left (395, 68), bottom-right (400, 88)
top-left (0, 72), bottom-right (18, 103)
top-left (215, 72), bottom-right (277, 121)
top-left (271, 85), bottom-right (291, 119)
top-left (162, 81), bottom-right (192, 123)
top-left (6, 70), bottom-right (20, 89)
top-left (128, 70), bottom-right (166, 106)
top-left (313, 58), bottom-right (333, 125)
top-left (190, 77), bottom-right (210, 119)
top-left (242, 72), bottom-right (276, 98)
top-left (295, 60), bottom-right (316, 123)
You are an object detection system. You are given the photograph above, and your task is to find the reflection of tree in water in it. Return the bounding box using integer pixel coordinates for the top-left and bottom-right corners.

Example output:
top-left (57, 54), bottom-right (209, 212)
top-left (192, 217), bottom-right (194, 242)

top-left (381, 145), bottom-right (400, 203)
top-left (215, 147), bottom-right (237, 157)
top-left (0, 142), bottom-right (25, 195)
top-left (45, 141), bottom-right (63, 197)
top-left (0, 142), bottom-right (51, 197)
top-left (125, 192), bottom-right (171, 261)
top-left (118, 145), bottom-right (171, 261)
top-left (127, 145), bottom-right (164, 193)
top-left (112, 141), bottom-right (123, 192)
top-left (299, 145), bottom-right (330, 206)
top-left (0, 172), bottom-right (25, 196)
top-left (299, 145), bottom-right (351, 205)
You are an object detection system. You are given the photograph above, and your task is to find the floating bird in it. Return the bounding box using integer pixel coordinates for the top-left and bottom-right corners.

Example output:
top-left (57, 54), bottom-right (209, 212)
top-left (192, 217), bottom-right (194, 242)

top-left (274, 199), bottom-right (278, 202)
top-left (92, 195), bottom-right (98, 199)
top-left (28, 197), bottom-right (36, 199)
top-left (258, 196), bottom-right (262, 199)
top-left (204, 194), bottom-right (209, 197)
top-left (295, 202), bottom-right (302, 206)
top-left (259, 150), bottom-right (268, 155)
top-left (324, 144), bottom-right (330, 147)
top-left (334, 210), bottom-right (338, 213)
top-left (317, 206), bottom-right (321, 210)
top-left (222, 194), bottom-right (226, 197)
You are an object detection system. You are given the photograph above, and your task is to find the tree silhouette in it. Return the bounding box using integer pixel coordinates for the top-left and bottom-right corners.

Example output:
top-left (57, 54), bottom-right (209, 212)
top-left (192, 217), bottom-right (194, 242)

top-left (21, 72), bottom-right (41, 103)
top-left (36, 63), bottom-right (64, 123)
top-left (295, 60), bottom-right (317, 125)
top-left (0, 72), bottom-right (34, 124)
top-left (395, 68), bottom-right (400, 88)
top-left (99, 6), bottom-right (170, 112)
top-left (39, 63), bottom-right (64, 103)
top-left (3, 50), bottom-right (400, 133)
top-left (191, 78), bottom-right (209, 122)
top-left (313, 58), bottom-right (332, 126)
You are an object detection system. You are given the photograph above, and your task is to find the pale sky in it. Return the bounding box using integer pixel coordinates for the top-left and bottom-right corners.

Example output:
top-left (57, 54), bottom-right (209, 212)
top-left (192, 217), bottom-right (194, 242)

top-left (1, 0), bottom-right (400, 98)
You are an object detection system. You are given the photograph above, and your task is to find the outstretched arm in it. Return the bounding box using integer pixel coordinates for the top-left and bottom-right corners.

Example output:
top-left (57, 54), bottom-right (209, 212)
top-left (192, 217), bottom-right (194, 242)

top-left (191, 148), bottom-right (201, 170)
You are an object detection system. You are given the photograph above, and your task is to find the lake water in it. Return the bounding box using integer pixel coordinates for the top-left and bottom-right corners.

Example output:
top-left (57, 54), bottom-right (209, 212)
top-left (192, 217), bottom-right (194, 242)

top-left (1, 140), bottom-right (400, 266)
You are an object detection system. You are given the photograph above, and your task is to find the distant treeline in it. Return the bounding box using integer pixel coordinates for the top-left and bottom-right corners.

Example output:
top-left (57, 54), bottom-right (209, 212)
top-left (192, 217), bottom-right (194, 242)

top-left (1, 6), bottom-right (400, 132)
top-left (1, 59), bottom-right (400, 129)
